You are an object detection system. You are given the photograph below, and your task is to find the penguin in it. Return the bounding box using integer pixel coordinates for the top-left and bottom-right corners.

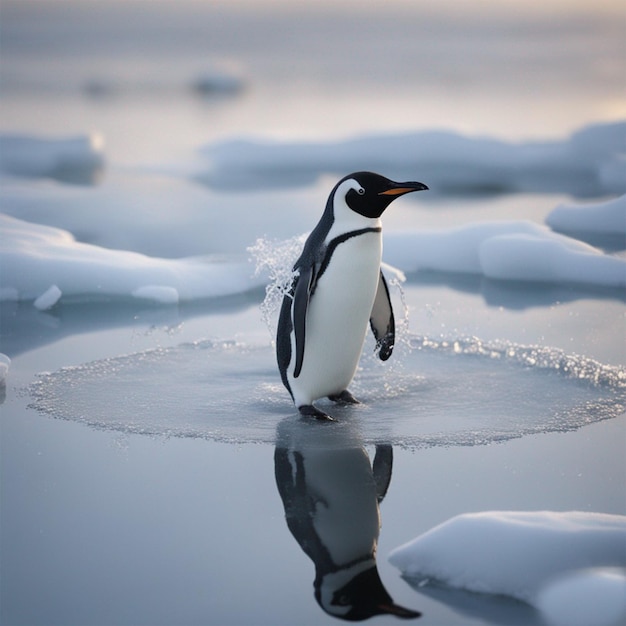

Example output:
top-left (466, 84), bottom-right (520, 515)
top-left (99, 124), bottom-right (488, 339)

top-left (274, 418), bottom-right (421, 620)
top-left (276, 171), bottom-right (428, 420)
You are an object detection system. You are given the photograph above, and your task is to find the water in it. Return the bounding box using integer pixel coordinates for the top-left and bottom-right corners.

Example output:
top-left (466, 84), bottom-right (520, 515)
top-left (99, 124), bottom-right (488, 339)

top-left (1, 2), bottom-right (625, 625)
top-left (26, 335), bottom-right (626, 446)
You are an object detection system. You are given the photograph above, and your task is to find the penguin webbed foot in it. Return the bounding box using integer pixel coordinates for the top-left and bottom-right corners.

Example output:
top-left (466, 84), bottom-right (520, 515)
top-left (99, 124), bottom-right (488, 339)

top-left (298, 404), bottom-right (337, 422)
top-left (328, 390), bottom-right (361, 405)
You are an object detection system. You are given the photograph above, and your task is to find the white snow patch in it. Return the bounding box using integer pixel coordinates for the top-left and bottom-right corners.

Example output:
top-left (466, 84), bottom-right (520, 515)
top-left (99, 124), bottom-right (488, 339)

top-left (385, 221), bottom-right (626, 287)
top-left (389, 511), bottom-right (626, 624)
top-left (0, 133), bottom-right (105, 184)
top-left (33, 285), bottom-right (62, 311)
top-left (0, 214), bottom-right (264, 304)
top-left (546, 194), bottom-right (626, 235)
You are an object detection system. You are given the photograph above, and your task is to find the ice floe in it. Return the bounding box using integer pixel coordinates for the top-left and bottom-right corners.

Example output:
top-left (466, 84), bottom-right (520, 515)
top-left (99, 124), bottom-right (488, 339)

top-left (0, 214), bottom-right (264, 305)
top-left (546, 194), bottom-right (626, 236)
top-left (384, 221), bottom-right (626, 288)
top-left (2, 212), bottom-right (624, 309)
top-left (200, 121), bottom-right (626, 197)
top-left (389, 511), bottom-right (626, 626)
top-left (0, 133), bottom-right (105, 184)
top-left (1, 124), bottom-right (624, 307)
top-left (0, 174), bottom-right (320, 258)
top-left (33, 285), bottom-right (62, 311)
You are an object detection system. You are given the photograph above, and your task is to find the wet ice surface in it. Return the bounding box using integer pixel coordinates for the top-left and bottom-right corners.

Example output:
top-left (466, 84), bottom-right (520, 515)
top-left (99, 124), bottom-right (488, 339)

top-left (28, 335), bottom-right (625, 447)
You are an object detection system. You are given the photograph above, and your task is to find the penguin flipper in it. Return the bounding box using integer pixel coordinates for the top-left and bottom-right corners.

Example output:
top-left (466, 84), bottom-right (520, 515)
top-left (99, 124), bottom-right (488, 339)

top-left (293, 264), bottom-right (316, 378)
top-left (370, 271), bottom-right (395, 361)
top-left (372, 444), bottom-right (393, 503)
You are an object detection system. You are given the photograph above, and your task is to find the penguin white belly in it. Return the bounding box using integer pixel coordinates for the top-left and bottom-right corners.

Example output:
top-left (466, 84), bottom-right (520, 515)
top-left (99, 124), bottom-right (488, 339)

top-left (303, 447), bottom-right (381, 563)
top-left (289, 231), bottom-right (381, 406)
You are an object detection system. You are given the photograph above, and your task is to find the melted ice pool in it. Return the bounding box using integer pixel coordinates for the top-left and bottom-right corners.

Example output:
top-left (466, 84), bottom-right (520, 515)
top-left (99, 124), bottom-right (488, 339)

top-left (28, 335), bottom-right (625, 448)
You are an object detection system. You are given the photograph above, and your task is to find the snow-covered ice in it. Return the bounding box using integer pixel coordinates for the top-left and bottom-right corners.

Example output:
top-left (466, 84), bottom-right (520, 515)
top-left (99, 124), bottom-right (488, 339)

top-left (547, 194), bottom-right (626, 236)
top-left (200, 121), bottom-right (626, 197)
top-left (385, 221), bottom-right (626, 288)
top-left (0, 214), bottom-right (264, 305)
top-left (2, 198), bottom-right (624, 308)
top-left (0, 174), bottom-right (320, 258)
top-left (389, 511), bottom-right (626, 626)
top-left (0, 133), bottom-right (105, 184)
top-left (0, 120), bottom-right (624, 306)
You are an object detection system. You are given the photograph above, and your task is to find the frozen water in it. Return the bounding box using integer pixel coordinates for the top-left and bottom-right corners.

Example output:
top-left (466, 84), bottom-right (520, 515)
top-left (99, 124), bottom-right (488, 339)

top-left (547, 194), bottom-right (626, 236)
top-left (200, 122), bottom-right (626, 196)
top-left (28, 335), bottom-right (626, 447)
top-left (4, 206), bottom-right (623, 308)
top-left (33, 284), bottom-right (62, 311)
top-left (0, 133), bottom-right (105, 184)
top-left (385, 221), bottom-right (626, 288)
top-left (388, 511), bottom-right (626, 626)
top-left (0, 213), bottom-right (265, 304)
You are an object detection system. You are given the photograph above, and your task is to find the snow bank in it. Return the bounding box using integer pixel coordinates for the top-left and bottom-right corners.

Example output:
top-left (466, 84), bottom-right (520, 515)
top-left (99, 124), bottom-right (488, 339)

top-left (546, 194), bottom-right (626, 236)
top-left (0, 133), bottom-right (105, 184)
top-left (389, 511), bottom-right (626, 626)
top-left (201, 121), bottom-right (626, 196)
top-left (384, 221), bottom-right (626, 288)
top-left (0, 214), bottom-right (264, 306)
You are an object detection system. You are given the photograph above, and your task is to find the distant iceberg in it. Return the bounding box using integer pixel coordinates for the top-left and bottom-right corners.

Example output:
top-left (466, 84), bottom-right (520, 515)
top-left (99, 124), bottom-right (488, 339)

top-left (0, 133), bottom-right (105, 184)
top-left (200, 121), bottom-right (626, 197)
top-left (547, 194), bottom-right (626, 236)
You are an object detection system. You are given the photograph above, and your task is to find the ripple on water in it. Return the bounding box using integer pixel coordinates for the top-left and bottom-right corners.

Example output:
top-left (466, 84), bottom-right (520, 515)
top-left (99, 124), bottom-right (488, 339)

top-left (28, 336), bottom-right (626, 448)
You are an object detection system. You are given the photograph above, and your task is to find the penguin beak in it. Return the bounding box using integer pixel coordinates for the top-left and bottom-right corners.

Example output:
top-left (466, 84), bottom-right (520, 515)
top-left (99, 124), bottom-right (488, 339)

top-left (378, 181), bottom-right (429, 196)
top-left (377, 603), bottom-right (422, 619)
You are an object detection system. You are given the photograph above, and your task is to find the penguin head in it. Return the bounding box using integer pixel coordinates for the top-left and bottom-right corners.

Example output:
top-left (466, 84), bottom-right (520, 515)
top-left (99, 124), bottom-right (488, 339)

top-left (337, 171), bottom-right (428, 219)
top-left (316, 565), bottom-right (421, 621)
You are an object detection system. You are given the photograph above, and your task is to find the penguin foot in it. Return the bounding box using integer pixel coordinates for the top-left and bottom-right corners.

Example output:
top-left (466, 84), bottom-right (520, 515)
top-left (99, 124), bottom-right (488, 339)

top-left (298, 404), bottom-right (337, 422)
top-left (328, 390), bottom-right (361, 405)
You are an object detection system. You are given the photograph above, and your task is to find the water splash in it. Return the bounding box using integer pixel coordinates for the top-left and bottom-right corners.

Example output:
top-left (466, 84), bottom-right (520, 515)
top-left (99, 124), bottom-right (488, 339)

top-left (247, 234), bottom-right (306, 339)
top-left (412, 335), bottom-right (626, 389)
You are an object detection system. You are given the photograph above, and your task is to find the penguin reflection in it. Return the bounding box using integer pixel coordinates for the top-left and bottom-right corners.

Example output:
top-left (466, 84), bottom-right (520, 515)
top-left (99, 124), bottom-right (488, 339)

top-left (274, 422), bottom-right (420, 621)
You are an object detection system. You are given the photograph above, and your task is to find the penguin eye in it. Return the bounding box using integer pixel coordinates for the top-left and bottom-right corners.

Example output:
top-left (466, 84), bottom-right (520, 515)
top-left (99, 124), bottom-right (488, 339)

top-left (357, 188), bottom-right (365, 195)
